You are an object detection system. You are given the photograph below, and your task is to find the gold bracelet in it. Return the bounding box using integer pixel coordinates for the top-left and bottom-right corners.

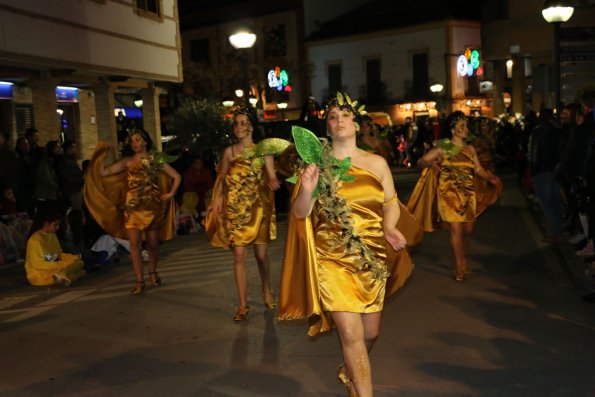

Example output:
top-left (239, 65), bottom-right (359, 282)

top-left (382, 193), bottom-right (399, 207)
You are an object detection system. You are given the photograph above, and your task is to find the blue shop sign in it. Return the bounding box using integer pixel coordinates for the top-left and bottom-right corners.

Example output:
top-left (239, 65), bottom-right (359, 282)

top-left (0, 82), bottom-right (14, 99)
top-left (56, 86), bottom-right (79, 102)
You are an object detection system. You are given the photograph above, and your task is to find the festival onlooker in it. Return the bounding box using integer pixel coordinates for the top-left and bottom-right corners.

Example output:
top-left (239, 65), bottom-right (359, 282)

top-left (528, 108), bottom-right (564, 243)
top-left (56, 140), bottom-right (84, 210)
top-left (34, 140), bottom-right (63, 215)
top-left (25, 210), bottom-right (85, 286)
top-left (15, 137), bottom-right (35, 215)
top-left (182, 156), bottom-right (213, 219)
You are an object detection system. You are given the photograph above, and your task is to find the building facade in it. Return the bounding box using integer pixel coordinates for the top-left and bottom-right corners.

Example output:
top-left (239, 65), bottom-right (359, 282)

top-left (0, 0), bottom-right (182, 160)
top-left (305, 1), bottom-right (488, 124)
top-left (481, 0), bottom-right (595, 115)
top-left (179, 0), bottom-right (307, 121)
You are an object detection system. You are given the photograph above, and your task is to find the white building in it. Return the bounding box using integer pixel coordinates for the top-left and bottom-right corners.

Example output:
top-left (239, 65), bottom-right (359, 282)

top-left (0, 0), bottom-right (182, 159)
top-left (306, 2), bottom-right (489, 123)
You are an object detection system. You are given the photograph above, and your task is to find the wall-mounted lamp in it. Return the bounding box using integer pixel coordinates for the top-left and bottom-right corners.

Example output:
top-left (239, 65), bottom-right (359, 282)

top-left (506, 59), bottom-right (514, 79)
top-left (134, 94), bottom-right (143, 108)
top-left (429, 82), bottom-right (444, 93)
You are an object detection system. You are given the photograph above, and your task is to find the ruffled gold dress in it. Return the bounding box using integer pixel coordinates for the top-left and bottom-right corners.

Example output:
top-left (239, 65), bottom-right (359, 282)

top-left (84, 142), bottom-right (176, 240)
top-left (205, 150), bottom-right (276, 248)
top-left (407, 144), bottom-right (501, 231)
top-left (277, 166), bottom-right (416, 336)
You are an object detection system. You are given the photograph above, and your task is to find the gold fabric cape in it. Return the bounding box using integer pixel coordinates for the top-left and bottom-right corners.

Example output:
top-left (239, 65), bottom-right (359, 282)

top-left (83, 142), bottom-right (176, 241)
top-left (277, 170), bottom-right (418, 336)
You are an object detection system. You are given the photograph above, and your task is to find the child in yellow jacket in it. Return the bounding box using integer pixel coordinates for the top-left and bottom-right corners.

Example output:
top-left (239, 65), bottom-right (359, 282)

top-left (25, 210), bottom-right (85, 286)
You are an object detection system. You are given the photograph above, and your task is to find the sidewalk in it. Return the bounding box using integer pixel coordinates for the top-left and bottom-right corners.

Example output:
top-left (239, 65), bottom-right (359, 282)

top-left (524, 191), bottom-right (595, 294)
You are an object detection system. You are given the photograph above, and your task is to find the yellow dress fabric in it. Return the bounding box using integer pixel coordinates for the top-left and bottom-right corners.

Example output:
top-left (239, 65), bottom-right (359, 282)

top-left (84, 142), bottom-right (176, 241)
top-left (407, 144), bottom-right (501, 230)
top-left (25, 231), bottom-right (85, 286)
top-left (278, 166), bottom-right (415, 336)
top-left (470, 136), bottom-right (502, 215)
top-left (205, 151), bottom-right (276, 248)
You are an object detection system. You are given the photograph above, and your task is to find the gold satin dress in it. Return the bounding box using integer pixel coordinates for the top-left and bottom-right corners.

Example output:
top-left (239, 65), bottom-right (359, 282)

top-left (278, 166), bottom-right (415, 336)
top-left (205, 151), bottom-right (276, 248)
top-left (437, 145), bottom-right (477, 222)
top-left (407, 143), bottom-right (501, 231)
top-left (314, 166), bottom-right (388, 313)
top-left (83, 142), bottom-right (176, 241)
top-left (123, 157), bottom-right (167, 231)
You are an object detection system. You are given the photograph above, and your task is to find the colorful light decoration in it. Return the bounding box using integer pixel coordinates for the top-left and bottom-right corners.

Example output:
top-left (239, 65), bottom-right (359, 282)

top-left (267, 67), bottom-right (292, 92)
top-left (457, 48), bottom-right (481, 77)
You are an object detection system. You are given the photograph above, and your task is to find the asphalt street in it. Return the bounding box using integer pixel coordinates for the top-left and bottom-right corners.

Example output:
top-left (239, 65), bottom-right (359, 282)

top-left (1, 170), bottom-right (594, 397)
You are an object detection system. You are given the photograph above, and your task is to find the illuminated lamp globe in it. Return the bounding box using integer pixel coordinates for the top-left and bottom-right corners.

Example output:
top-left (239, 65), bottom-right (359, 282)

top-left (228, 26), bottom-right (257, 49)
top-left (430, 83), bottom-right (444, 93)
top-left (249, 95), bottom-right (258, 106)
top-left (542, 0), bottom-right (574, 22)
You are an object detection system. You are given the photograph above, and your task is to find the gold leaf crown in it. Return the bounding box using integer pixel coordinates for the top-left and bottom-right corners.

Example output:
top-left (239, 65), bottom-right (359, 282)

top-left (325, 91), bottom-right (367, 121)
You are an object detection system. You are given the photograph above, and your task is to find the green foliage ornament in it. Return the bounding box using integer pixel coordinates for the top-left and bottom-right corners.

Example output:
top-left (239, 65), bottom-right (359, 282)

top-left (289, 126), bottom-right (356, 198)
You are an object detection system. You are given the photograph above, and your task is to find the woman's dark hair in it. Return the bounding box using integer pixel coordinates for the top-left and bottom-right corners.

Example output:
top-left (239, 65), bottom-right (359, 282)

top-left (122, 129), bottom-right (154, 155)
top-left (45, 140), bottom-right (61, 158)
top-left (132, 129), bottom-right (154, 151)
top-left (232, 107), bottom-right (256, 128)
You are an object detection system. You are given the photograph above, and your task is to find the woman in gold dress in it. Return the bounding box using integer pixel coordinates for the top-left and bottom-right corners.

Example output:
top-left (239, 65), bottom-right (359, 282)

top-left (407, 112), bottom-right (502, 281)
top-left (278, 93), bottom-right (413, 397)
top-left (85, 130), bottom-right (180, 295)
top-left (205, 108), bottom-right (281, 321)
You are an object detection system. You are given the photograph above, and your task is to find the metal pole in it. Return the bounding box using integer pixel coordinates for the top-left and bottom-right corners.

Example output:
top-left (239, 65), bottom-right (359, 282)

top-left (554, 21), bottom-right (561, 110)
top-left (242, 52), bottom-right (250, 107)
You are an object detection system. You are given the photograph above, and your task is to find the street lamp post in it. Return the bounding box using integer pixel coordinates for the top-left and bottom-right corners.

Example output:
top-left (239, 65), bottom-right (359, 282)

top-left (229, 25), bottom-right (256, 107)
top-left (542, 0), bottom-right (574, 110)
top-left (277, 102), bottom-right (288, 120)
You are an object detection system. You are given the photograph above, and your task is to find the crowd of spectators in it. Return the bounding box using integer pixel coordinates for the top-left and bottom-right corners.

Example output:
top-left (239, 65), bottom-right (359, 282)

top-left (0, 127), bottom-right (215, 286)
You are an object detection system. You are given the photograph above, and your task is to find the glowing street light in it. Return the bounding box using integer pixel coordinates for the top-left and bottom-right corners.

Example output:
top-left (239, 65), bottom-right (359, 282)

top-left (542, 0), bottom-right (574, 109)
top-left (229, 25), bottom-right (256, 106)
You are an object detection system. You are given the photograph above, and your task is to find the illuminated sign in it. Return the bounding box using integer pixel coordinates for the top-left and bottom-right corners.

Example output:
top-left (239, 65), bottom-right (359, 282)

top-left (267, 67), bottom-right (292, 92)
top-left (0, 81), bottom-right (14, 99)
top-left (457, 48), bottom-right (482, 77)
top-left (56, 86), bottom-right (79, 102)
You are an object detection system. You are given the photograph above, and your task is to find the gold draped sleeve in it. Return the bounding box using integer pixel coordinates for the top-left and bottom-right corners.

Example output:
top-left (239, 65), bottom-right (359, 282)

top-left (204, 154), bottom-right (276, 249)
top-left (83, 142), bottom-right (176, 241)
top-left (406, 167), bottom-right (440, 232)
top-left (471, 138), bottom-right (502, 216)
top-left (277, 167), bottom-right (414, 336)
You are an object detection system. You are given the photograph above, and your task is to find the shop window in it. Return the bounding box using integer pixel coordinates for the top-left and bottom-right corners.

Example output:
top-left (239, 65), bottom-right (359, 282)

top-left (135, 0), bottom-right (162, 20)
top-left (15, 104), bottom-right (34, 136)
top-left (190, 38), bottom-right (210, 65)
top-left (412, 52), bottom-right (429, 101)
top-left (366, 58), bottom-right (382, 103)
top-left (263, 24), bottom-right (287, 58)
top-left (328, 63), bottom-right (342, 95)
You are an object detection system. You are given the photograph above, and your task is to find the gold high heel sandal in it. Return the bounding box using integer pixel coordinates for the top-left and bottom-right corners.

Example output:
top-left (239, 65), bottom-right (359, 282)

top-left (130, 281), bottom-right (145, 295)
top-left (233, 306), bottom-right (250, 321)
top-left (149, 271), bottom-right (162, 286)
top-left (337, 365), bottom-right (358, 397)
top-left (262, 289), bottom-right (277, 309)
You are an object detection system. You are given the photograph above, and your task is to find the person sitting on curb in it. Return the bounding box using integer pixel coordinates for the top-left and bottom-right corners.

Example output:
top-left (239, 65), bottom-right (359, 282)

top-left (25, 210), bottom-right (85, 286)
